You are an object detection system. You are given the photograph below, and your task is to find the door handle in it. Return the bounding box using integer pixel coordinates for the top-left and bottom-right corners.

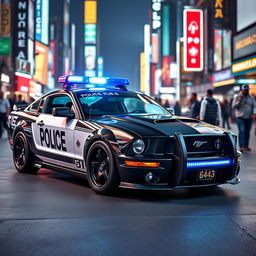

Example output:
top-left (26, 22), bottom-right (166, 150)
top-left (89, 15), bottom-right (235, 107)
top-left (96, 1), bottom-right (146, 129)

top-left (37, 120), bottom-right (44, 127)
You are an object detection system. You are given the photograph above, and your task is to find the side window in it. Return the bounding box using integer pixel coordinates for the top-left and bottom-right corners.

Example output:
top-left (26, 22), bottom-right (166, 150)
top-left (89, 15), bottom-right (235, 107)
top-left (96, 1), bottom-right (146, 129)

top-left (29, 99), bottom-right (41, 112)
top-left (43, 95), bottom-right (74, 115)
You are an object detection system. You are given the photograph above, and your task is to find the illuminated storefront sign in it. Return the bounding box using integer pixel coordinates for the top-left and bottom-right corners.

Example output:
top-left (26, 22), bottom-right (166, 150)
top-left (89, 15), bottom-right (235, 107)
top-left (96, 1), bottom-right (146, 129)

top-left (13, 0), bottom-right (29, 60)
top-left (34, 41), bottom-right (48, 85)
top-left (35, 0), bottom-right (49, 45)
top-left (1, 1), bottom-right (11, 36)
top-left (233, 24), bottom-right (256, 60)
top-left (183, 9), bottom-right (203, 71)
top-left (232, 55), bottom-right (256, 75)
top-left (213, 68), bottom-right (232, 83)
top-left (151, 0), bottom-right (162, 32)
top-left (84, 0), bottom-right (97, 24)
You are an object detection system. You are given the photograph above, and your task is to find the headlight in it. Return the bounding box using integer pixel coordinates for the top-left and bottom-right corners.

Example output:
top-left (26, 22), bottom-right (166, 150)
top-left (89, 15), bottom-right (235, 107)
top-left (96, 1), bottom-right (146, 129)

top-left (132, 139), bottom-right (145, 154)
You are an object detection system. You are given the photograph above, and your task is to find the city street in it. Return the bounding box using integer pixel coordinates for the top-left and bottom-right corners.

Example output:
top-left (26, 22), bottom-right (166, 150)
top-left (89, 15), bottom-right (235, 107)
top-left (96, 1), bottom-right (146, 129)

top-left (0, 126), bottom-right (256, 255)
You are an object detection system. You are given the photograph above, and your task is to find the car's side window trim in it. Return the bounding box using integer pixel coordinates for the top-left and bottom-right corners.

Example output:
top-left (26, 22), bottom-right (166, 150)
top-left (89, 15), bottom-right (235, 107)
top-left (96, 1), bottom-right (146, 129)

top-left (41, 93), bottom-right (79, 119)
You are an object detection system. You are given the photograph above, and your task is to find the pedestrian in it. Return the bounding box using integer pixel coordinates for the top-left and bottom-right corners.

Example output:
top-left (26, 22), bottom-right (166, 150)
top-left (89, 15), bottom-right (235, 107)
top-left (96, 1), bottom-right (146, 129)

top-left (174, 101), bottom-right (182, 116)
top-left (221, 99), bottom-right (231, 129)
top-left (163, 99), bottom-right (170, 108)
top-left (0, 91), bottom-right (10, 139)
top-left (16, 95), bottom-right (26, 105)
top-left (189, 92), bottom-right (201, 119)
top-left (200, 89), bottom-right (221, 125)
top-left (232, 84), bottom-right (256, 152)
top-left (8, 93), bottom-right (17, 111)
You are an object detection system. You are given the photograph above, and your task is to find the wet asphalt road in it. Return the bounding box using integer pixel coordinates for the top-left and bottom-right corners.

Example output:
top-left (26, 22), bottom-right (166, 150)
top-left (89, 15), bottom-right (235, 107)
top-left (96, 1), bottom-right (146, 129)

top-left (0, 126), bottom-right (256, 256)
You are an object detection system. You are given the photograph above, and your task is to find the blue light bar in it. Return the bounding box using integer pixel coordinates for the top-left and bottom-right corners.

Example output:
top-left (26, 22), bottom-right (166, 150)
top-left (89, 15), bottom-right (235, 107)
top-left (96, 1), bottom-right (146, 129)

top-left (187, 159), bottom-right (232, 169)
top-left (58, 75), bottom-right (129, 86)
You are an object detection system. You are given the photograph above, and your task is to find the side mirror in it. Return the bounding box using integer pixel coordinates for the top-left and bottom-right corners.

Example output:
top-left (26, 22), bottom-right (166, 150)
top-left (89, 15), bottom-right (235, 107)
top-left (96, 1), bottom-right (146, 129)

top-left (166, 108), bottom-right (175, 115)
top-left (52, 107), bottom-right (75, 118)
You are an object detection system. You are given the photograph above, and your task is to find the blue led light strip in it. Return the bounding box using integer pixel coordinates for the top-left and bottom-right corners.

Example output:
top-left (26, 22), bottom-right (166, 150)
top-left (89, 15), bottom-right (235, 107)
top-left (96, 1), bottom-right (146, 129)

top-left (187, 159), bottom-right (232, 168)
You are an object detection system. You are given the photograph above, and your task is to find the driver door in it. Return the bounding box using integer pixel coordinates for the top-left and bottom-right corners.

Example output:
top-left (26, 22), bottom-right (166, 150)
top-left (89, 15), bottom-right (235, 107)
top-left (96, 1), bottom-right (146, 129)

top-left (32, 94), bottom-right (77, 168)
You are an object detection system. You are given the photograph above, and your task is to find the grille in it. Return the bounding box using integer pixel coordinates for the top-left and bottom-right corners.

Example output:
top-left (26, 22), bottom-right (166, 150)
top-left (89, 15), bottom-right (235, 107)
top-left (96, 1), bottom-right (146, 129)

top-left (184, 135), bottom-right (226, 157)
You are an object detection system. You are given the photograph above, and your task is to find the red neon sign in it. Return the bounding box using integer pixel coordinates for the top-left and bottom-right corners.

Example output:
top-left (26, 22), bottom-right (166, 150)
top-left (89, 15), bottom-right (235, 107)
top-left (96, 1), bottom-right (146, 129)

top-left (184, 9), bottom-right (203, 71)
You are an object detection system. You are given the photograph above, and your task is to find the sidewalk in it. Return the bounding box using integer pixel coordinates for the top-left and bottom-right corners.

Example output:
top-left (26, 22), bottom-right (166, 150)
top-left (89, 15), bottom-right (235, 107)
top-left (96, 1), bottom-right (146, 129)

top-left (229, 121), bottom-right (256, 151)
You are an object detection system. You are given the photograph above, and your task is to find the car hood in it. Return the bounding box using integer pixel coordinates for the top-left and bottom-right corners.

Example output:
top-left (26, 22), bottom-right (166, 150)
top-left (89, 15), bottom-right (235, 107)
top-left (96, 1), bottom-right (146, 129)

top-left (93, 114), bottom-right (226, 137)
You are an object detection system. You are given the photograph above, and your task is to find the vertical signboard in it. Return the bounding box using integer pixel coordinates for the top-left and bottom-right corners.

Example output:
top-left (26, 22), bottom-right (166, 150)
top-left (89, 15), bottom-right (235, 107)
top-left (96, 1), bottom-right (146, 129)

top-left (13, 0), bottom-right (29, 60)
top-left (34, 41), bottom-right (48, 85)
top-left (35, 0), bottom-right (49, 45)
top-left (162, 56), bottom-right (173, 87)
top-left (151, 0), bottom-right (162, 33)
top-left (85, 45), bottom-right (96, 77)
top-left (214, 29), bottom-right (222, 71)
top-left (140, 52), bottom-right (146, 92)
top-left (84, 0), bottom-right (97, 76)
top-left (97, 56), bottom-right (103, 77)
top-left (183, 9), bottom-right (203, 71)
top-left (84, 1), bottom-right (97, 24)
top-left (1, 0), bottom-right (11, 36)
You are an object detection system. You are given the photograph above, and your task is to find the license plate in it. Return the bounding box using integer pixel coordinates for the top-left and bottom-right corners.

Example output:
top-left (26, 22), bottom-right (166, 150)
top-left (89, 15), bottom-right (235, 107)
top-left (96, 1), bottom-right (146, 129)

top-left (198, 169), bottom-right (216, 181)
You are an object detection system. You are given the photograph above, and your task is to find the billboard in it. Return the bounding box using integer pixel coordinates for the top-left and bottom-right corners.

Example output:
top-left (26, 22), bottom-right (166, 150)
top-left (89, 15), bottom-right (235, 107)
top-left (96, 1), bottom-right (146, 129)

top-left (13, 0), bottom-right (29, 60)
top-left (84, 1), bottom-right (97, 24)
top-left (233, 24), bottom-right (256, 60)
top-left (85, 45), bottom-right (96, 76)
top-left (183, 9), bottom-right (203, 71)
top-left (214, 29), bottom-right (222, 71)
top-left (0, 1), bottom-right (11, 36)
top-left (34, 41), bottom-right (48, 85)
top-left (223, 30), bottom-right (231, 68)
top-left (35, 0), bottom-right (49, 45)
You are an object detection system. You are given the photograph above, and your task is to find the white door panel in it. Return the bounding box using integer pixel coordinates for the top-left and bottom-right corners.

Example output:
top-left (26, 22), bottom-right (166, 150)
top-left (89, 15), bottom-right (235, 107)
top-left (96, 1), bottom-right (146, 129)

top-left (32, 114), bottom-right (76, 159)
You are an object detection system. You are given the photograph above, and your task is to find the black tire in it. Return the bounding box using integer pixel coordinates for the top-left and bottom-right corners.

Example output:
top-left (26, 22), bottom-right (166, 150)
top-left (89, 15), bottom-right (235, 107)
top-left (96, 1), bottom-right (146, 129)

top-left (86, 140), bottom-right (120, 194)
top-left (13, 131), bottom-right (39, 174)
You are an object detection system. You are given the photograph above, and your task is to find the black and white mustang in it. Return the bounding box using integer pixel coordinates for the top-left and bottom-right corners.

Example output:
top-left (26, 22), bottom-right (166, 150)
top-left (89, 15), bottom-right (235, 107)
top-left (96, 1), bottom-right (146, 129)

top-left (7, 76), bottom-right (241, 194)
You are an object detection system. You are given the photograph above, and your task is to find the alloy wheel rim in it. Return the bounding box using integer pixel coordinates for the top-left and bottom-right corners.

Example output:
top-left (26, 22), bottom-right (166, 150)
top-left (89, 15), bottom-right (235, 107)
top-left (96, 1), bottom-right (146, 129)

top-left (90, 147), bottom-right (110, 187)
top-left (14, 136), bottom-right (26, 168)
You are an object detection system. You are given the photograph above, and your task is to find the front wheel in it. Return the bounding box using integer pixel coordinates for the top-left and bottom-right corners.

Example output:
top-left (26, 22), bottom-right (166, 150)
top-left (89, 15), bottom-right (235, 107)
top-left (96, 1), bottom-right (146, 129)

top-left (13, 131), bottom-right (39, 174)
top-left (86, 140), bottom-right (120, 194)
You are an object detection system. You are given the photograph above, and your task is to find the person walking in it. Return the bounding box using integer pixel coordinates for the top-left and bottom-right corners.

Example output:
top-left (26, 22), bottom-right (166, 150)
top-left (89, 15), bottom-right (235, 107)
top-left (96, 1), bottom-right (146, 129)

top-left (174, 101), bottom-right (182, 116)
top-left (221, 99), bottom-right (231, 129)
top-left (200, 89), bottom-right (221, 125)
top-left (190, 92), bottom-right (201, 119)
top-left (232, 84), bottom-right (256, 152)
top-left (0, 91), bottom-right (10, 139)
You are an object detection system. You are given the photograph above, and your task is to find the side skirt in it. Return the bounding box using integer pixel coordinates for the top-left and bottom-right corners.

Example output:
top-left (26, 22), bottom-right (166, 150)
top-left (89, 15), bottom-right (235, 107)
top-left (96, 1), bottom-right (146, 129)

top-left (36, 161), bottom-right (88, 180)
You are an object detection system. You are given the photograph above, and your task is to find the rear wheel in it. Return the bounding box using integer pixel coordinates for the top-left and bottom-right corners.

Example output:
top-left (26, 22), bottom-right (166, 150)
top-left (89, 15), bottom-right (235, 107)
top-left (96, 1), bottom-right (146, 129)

top-left (86, 140), bottom-right (120, 194)
top-left (13, 131), bottom-right (39, 174)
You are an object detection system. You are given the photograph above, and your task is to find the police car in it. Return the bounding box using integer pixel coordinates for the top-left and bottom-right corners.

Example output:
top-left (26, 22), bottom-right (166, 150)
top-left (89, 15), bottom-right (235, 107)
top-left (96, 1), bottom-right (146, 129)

top-left (7, 75), bottom-right (241, 194)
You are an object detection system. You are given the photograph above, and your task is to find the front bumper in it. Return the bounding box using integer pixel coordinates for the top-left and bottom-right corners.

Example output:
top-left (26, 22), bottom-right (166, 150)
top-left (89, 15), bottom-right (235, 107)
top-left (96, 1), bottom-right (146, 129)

top-left (117, 132), bottom-right (241, 190)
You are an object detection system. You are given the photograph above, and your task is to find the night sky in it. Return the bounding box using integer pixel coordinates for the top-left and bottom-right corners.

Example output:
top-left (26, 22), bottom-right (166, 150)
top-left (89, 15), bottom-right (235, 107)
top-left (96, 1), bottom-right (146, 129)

top-left (71, 0), bottom-right (151, 90)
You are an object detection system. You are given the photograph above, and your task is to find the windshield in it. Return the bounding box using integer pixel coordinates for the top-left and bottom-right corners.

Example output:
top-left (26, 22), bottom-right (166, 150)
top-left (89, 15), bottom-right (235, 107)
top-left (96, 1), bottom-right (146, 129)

top-left (76, 91), bottom-right (170, 117)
